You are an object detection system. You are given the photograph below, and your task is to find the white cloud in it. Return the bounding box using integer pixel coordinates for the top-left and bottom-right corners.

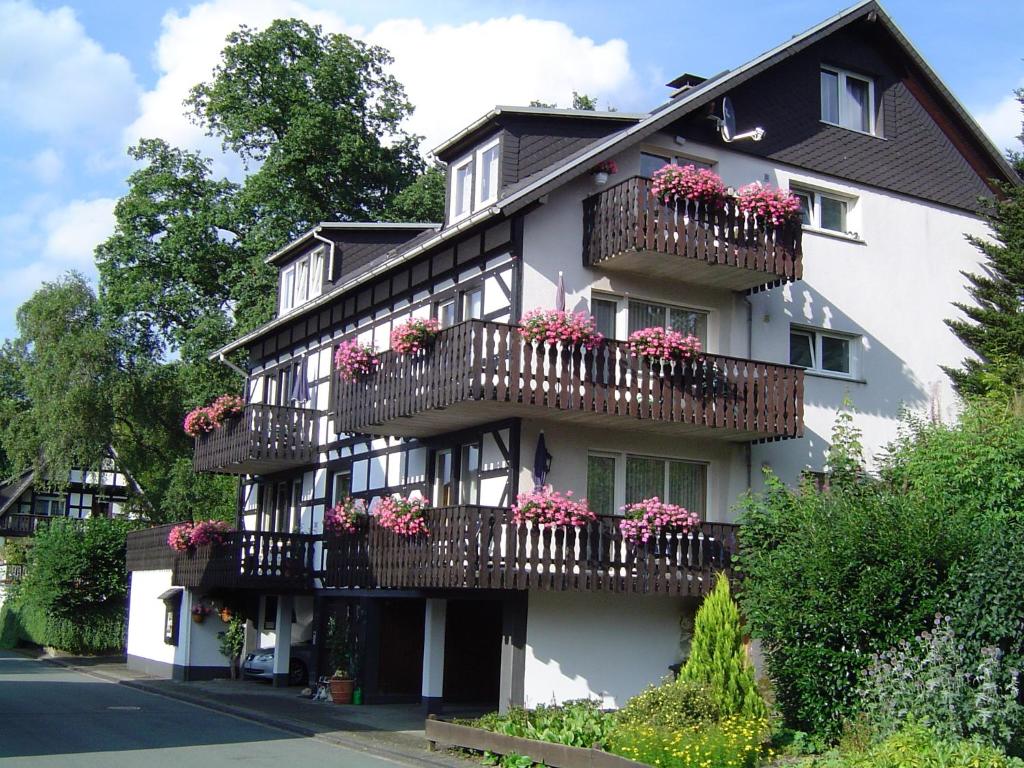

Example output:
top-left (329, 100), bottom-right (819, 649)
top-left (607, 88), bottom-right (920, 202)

top-left (974, 89), bottom-right (1022, 156)
top-left (30, 149), bottom-right (64, 184)
top-left (43, 197), bottom-right (117, 270)
top-left (125, 1), bottom-right (636, 166)
top-left (0, 1), bottom-right (140, 142)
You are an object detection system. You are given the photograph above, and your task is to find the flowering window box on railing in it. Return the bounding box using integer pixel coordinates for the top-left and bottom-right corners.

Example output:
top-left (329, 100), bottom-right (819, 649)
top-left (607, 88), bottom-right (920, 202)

top-left (331, 321), bottom-right (803, 441)
top-left (582, 176), bottom-right (803, 292)
top-left (320, 504), bottom-right (737, 597)
top-left (192, 403), bottom-right (320, 475)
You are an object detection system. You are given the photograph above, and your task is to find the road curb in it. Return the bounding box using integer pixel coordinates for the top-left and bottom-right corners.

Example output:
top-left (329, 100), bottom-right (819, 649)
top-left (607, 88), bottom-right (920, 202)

top-left (35, 654), bottom-right (470, 768)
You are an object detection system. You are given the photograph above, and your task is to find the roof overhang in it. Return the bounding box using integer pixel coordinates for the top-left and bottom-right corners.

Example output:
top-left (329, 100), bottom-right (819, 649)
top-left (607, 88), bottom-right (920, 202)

top-left (265, 222), bottom-right (441, 266)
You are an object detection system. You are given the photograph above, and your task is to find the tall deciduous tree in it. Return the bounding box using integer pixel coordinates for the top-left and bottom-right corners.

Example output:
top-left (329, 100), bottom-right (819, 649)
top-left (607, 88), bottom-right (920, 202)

top-left (945, 90), bottom-right (1024, 397)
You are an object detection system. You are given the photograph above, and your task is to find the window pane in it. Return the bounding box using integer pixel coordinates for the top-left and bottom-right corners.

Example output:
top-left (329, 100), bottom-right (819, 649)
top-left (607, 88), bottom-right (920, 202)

top-left (843, 76), bottom-right (870, 132)
top-left (669, 308), bottom-right (708, 345)
top-left (794, 190), bottom-right (814, 226)
top-left (678, 157), bottom-right (713, 171)
top-left (310, 249), bottom-right (324, 296)
top-left (281, 268), bottom-right (295, 311)
top-left (592, 298), bottom-right (618, 339)
top-left (667, 461), bottom-right (706, 517)
top-left (434, 450), bottom-right (453, 506)
top-left (626, 456), bottom-right (664, 504)
top-left (640, 152), bottom-right (670, 178)
top-left (628, 301), bottom-right (666, 334)
top-left (479, 145), bottom-right (499, 202)
top-left (821, 335), bottom-right (850, 374)
top-left (437, 300), bottom-right (456, 328)
top-left (295, 259), bottom-right (309, 303)
top-left (790, 331), bottom-right (814, 368)
top-left (460, 443), bottom-right (480, 505)
top-left (455, 163), bottom-right (473, 216)
top-left (332, 471), bottom-right (351, 505)
top-left (464, 288), bottom-right (483, 321)
top-left (820, 196), bottom-right (847, 232)
top-left (587, 455), bottom-right (617, 517)
top-left (820, 69), bottom-right (840, 123)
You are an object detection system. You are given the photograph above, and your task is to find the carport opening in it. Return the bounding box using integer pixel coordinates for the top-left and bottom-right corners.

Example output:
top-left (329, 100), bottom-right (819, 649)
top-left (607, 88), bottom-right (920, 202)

top-left (442, 599), bottom-right (502, 707)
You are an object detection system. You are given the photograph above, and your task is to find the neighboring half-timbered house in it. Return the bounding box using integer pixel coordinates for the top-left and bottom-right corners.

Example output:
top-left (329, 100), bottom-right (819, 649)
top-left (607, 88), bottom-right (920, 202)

top-left (125, 0), bottom-right (1018, 710)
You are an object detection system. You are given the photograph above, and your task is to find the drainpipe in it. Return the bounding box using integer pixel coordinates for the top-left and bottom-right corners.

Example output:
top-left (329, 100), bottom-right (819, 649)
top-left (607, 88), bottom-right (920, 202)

top-left (312, 229), bottom-right (337, 284)
top-left (743, 296), bottom-right (754, 491)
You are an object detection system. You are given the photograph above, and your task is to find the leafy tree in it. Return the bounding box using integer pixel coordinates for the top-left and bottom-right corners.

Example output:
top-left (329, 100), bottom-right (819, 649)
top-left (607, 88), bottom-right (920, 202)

top-left (944, 90), bottom-right (1024, 397)
top-left (572, 91), bottom-right (598, 110)
top-left (680, 573), bottom-right (766, 719)
top-left (383, 166), bottom-right (445, 222)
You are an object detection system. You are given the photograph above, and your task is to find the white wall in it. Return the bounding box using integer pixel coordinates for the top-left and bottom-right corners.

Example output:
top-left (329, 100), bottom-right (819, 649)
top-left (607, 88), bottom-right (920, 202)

top-left (524, 591), bottom-right (689, 708)
top-left (519, 419), bottom-right (747, 523)
top-left (181, 588), bottom-right (230, 670)
top-left (126, 569), bottom-right (176, 669)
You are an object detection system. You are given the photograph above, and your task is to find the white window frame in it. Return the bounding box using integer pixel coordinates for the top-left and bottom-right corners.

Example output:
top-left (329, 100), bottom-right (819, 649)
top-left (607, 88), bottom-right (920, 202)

top-left (639, 149), bottom-right (716, 177)
top-left (820, 66), bottom-right (876, 136)
top-left (591, 292), bottom-right (712, 348)
top-left (279, 264), bottom-right (296, 313)
top-left (309, 247), bottom-right (325, 300)
top-left (790, 185), bottom-right (860, 240)
top-left (790, 325), bottom-right (860, 379)
top-left (474, 138), bottom-right (500, 208)
top-left (586, 450), bottom-right (709, 517)
top-left (450, 155), bottom-right (474, 223)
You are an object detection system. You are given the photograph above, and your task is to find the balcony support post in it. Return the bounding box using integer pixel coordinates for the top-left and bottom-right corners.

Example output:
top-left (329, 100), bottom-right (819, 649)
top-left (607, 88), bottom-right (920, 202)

top-left (271, 594), bottom-right (293, 687)
top-left (498, 594), bottom-right (527, 713)
top-left (421, 598), bottom-right (447, 714)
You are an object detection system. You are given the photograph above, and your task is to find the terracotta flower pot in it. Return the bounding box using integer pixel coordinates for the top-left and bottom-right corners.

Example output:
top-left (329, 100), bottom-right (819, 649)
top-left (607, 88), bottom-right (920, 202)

top-left (219, 607), bottom-right (233, 623)
top-left (330, 678), bottom-right (355, 704)
top-left (191, 613), bottom-right (205, 624)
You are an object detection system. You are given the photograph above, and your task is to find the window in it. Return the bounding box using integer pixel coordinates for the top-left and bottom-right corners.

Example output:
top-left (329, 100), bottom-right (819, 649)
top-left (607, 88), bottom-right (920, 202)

top-left (463, 287), bottom-right (483, 321)
top-left (820, 67), bottom-right (875, 134)
top-left (586, 453), bottom-right (708, 517)
top-left (280, 265), bottom-right (296, 313)
top-left (278, 247), bottom-right (326, 314)
top-left (628, 299), bottom-right (708, 345)
top-left (587, 454), bottom-right (617, 517)
top-left (33, 495), bottom-right (65, 517)
top-left (591, 298), bottom-right (617, 340)
top-left (640, 151), bottom-right (714, 178)
top-left (451, 158), bottom-right (474, 221)
top-left (460, 443), bottom-right (481, 505)
top-left (434, 449), bottom-right (454, 506)
top-left (331, 469), bottom-right (352, 506)
top-left (162, 592), bottom-right (182, 646)
top-left (436, 299), bottom-right (457, 328)
top-left (791, 186), bottom-right (852, 235)
top-left (476, 140), bottom-right (500, 206)
top-left (790, 327), bottom-right (856, 376)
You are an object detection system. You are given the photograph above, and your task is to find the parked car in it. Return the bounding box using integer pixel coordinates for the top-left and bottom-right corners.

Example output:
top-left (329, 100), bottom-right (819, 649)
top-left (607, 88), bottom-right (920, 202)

top-left (242, 641), bottom-right (314, 686)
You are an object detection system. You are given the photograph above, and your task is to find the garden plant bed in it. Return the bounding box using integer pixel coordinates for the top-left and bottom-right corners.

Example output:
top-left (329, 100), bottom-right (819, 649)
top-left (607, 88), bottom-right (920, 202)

top-left (425, 717), bottom-right (648, 768)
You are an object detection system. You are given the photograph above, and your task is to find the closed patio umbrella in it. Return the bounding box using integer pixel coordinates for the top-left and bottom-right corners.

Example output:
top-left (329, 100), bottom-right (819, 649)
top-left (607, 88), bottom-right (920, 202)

top-left (289, 356), bottom-right (310, 403)
top-left (532, 431), bottom-right (552, 491)
top-left (555, 271), bottom-right (565, 312)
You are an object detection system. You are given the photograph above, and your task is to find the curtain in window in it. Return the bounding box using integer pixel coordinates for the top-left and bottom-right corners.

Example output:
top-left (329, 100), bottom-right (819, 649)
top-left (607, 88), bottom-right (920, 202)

top-left (628, 301), bottom-right (666, 334)
top-left (668, 461), bottom-right (707, 516)
top-left (669, 308), bottom-right (708, 344)
top-left (592, 299), bottom-right (617, 339)
top-left (625, 456), bottom-right (663, 504)
top-left (820, 70), bottom-right (840, 123)
top-left (587, 455), bottom-right (617, 516)
top-left (844, 77), bottom-right (870, 132)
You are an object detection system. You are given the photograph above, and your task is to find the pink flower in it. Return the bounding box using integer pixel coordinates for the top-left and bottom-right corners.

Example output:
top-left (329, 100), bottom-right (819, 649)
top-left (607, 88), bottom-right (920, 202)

top-left (335, 339), bottom-right (379, 381)
top-left (324, 498), bottom-right (367, 535)
top-left (650, 164), bottom-right (727, 208)
top-left (167, 519), bottom-right (233, 551)
top-left (183, 394), bottom-right (244, 437)
top-left (390, 317), bottom-right (441, 355)
top-left (511, 489), bottom-right (596, 529)
top-left (619, 498), bottom-right (701, 544)
top-left (519, 308), bottom-right (604, 350)
top-left (626, 327), bottom-right (702, 362)
top-left (591, 159), bottom-right (618, 175)
top-left (375, 495), bottom-right (430, 537)
top-left (736, 182), bottom-right (802, 226)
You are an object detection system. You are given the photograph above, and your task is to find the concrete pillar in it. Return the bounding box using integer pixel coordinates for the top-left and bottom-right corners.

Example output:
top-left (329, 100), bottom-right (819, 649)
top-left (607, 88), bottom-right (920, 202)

top-left (421, 598), bottom-right (447, 714)
top-left (272, 594), bottom-right (293, 687)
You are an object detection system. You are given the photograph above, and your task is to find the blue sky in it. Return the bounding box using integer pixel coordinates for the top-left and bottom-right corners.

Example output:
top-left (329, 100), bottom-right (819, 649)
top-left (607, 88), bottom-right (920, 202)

top-left (0, 0), bottom-right (1020, 342)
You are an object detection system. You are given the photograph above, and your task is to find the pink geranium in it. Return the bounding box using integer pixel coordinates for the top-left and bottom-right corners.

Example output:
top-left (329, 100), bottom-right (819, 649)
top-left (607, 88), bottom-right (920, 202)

top-left (511, 489), bottom-right (596, 529)
top-left (324, 498), bottom-right (367, 535)
top-left (335, 339), bottom-right (380, 381)
top-left (735, 182), bottom-right (802, 226)
top-left (619, 497), bottom-right (701, 544)
top-left (167, 523), bottom-right (193, 551)
top-left (183, 394), bottom-right (244, 437)
top-left (626, 327), bottom-right (702, 362)
top-left (375, 495), bottom-right (430, 537)
top-left (591, 159), bottom-right (618, 175)
top-left (519, 309), bottom-right (604, 350)
top-left (189, 519), bottom-right (233, 547)
top-left (650, 164), bottom-right (727, 207)
top-left (390, 317), bottom-right (441, 355)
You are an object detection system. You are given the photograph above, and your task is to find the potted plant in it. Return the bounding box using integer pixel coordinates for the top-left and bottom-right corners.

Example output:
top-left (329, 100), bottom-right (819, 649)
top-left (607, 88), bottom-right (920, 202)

top-left (626, 327), bottom-right (702, 367)
top-left (519, 308), bottom-right (604, 350)
top-left (217, 615), bottom-right (246, 679)
top-left (511, 489), bottom-right (596, 529)
top-left (390, 317), bottom-right (441, 355)
top-left (183, 394), bottom-right (244, 436)
top-left (192, 603), bottom-right (213, 624)
top-left (735, 182), bottom-right (802, 228)
top-left (619, 497), bottom-right (701, 556)
top-left (650, 164), bottom-right (727, 210)
top-left (335, 339), bottom-right (380, 381)
top-left (325, 615), bottom-right (355, 704)
top-left (324, 498), bottom-right (367, 535)
top-left (375, 495), bottom-right (430, 537)
top-left (590, 159), bottom-right (618, 185)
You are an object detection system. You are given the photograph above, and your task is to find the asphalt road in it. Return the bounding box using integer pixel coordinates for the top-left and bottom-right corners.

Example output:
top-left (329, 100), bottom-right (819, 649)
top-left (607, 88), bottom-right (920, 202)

top-left (0, 651), bottom-right (410, 767)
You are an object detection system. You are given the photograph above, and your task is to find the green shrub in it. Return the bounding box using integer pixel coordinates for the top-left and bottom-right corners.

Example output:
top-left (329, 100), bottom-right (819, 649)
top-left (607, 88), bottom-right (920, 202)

top-left (804, 724), bottom-right (1024, 768)
top-left (469, 699), bottom-right (615, 748)
top-left (858, 615), bottom-right (1022, 752)
top-left (607, 715), bottom-right (771, 768)
top-left (617, 678), bottom-right (720, 730)
top-left (0, 597), bottom-right (124, 654)
top-left (0, 537), bottom-right (31, 565)
top-left (680, 573), bottom-right (766, 719)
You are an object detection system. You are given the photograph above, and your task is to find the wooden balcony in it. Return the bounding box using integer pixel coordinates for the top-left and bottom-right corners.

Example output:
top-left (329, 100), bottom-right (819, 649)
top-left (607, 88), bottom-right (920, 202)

top-left (0, 563), bottom-right (26, 584)
top-left (332, 321), bottom-right (803, 442)
top-left (192, 403), bottom-right (320, 475)
top-left (582, 176), bottom-right (802, 292)
top-left (0, 513), bottom-right (52, 537)
top-left (126, 524), bottom-right (316, 590)
top-left (321, 505), bottom-right (737, 597)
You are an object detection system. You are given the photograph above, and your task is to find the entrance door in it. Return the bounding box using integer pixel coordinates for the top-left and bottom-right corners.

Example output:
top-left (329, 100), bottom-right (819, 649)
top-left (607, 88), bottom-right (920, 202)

top-left (443, 600), bottom-right (502, 706)
top-left (377, 599), bottom-right (425, 696)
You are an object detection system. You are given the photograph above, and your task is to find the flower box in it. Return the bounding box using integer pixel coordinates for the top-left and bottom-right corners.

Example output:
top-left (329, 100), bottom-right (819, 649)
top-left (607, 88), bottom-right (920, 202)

top-left (626, 327), bottom-right (702, 364)
top-left (619, 497), bottom-right (701, 545)
top-left (512, 489), bottom-right (595, 529)
top-left (650, 164), bottom-right (726, 209)
top-left (324, 498), bottom-right (367, 535)
top-left (335, 339), bottom-right (380, 381)
top-left (520, 309), bottom-right (603, 350)
top-left (375, 495), bottom-right (430, 537)
top-left (390, 317), bottom-right (440, 355)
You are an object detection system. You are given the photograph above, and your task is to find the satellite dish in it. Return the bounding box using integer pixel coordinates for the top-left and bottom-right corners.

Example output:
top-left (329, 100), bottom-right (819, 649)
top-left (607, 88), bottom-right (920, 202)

top-left (710, 95), bottom-right (766, 143)
top-left (721, 96), bottom-right (736, 142)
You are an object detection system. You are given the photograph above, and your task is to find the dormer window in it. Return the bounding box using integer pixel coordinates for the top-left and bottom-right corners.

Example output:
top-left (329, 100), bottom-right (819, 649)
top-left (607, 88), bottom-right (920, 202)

top-left (820, 66), bottom-right (875, 135)
top-left (279, 246), bottom-right (326, 314)
top-left (449, 137), bottom-right (501, 223)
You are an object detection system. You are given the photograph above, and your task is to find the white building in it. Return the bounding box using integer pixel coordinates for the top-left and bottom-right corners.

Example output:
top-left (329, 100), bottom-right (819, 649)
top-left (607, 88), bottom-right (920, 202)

top-left (125, 0), bottom-right (1016, 710)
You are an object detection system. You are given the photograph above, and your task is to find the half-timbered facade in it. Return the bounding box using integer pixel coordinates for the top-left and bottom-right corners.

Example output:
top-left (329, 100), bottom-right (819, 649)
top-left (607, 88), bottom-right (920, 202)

top-left (126, 0), bottom-right (1016, 710)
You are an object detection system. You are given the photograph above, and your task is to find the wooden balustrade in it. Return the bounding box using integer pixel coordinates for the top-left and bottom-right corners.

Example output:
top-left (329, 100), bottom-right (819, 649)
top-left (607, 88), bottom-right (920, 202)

top-left (0, 514), bottom-right (55, 537)
top-left (333, 321), bottom-right (803, 441)
top-left (582, 176), bottom-right (802, 291)
top-left (193, 403), bottom-right (320, 475)
top-left (0, 563), bottom-right (26, 583)
top-left (321, 505), bottom-right (737, 597)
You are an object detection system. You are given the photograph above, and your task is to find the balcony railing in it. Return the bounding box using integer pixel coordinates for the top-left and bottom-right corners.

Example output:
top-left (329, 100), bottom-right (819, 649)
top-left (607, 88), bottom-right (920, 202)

top-left (0, 514), bottom-right (57, 537)
top-left (321, 505), bottom-right (737, 597)
top-left (0, 563), bottom-right (26, 583)
top-left (333, 321), bottom-right (803, 441)
top-left (126, 524), bottom-right (317, 590)
top-left (582, 176), bottom-right (802, 292)
top-left (193, 403), bottom-right (320, 475)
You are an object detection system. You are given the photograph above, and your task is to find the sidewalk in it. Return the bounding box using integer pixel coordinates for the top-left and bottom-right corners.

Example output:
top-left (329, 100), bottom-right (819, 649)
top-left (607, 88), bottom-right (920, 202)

top-left (24, 650), bottom-right (476, 768)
